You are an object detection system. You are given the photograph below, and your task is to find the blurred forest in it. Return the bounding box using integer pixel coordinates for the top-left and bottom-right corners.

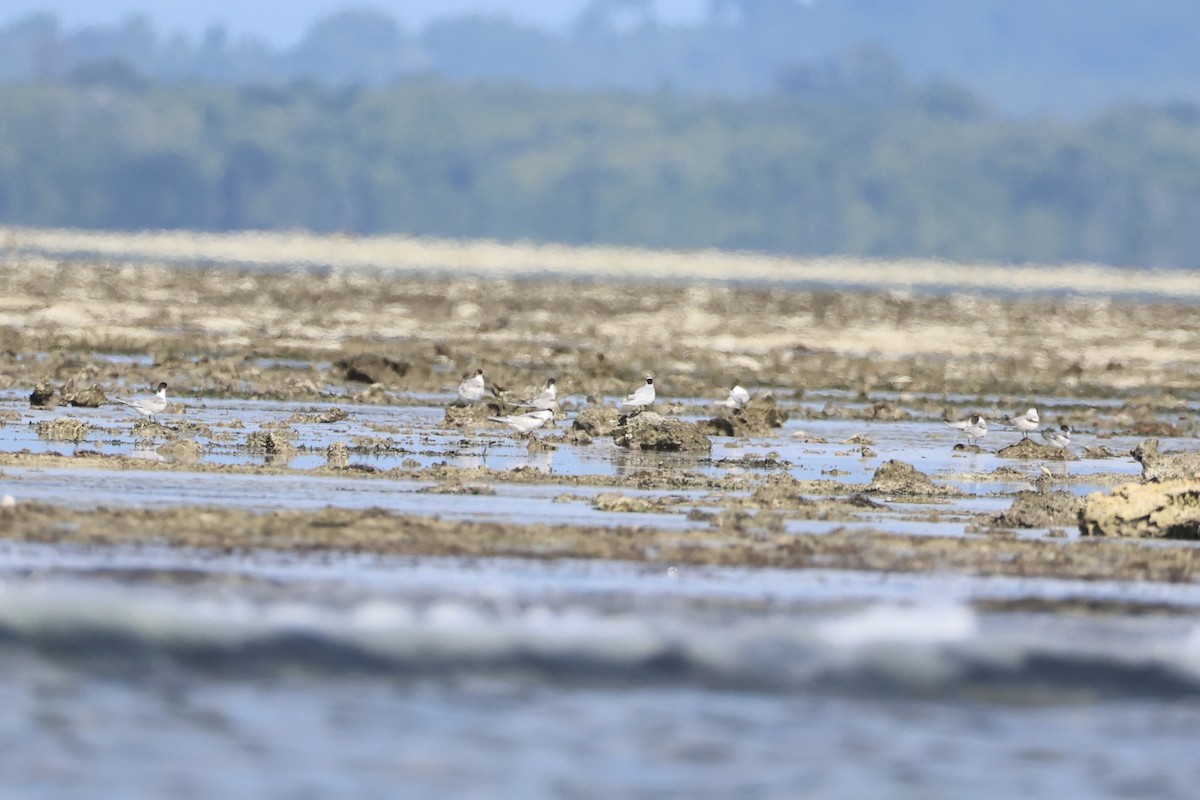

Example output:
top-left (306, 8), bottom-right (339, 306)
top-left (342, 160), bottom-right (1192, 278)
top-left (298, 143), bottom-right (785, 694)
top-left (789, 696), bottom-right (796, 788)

top-left (5, 1), bottom-right (1200, 115)
top-left (4, 75), bottom-right (1199, 268)
top-left (1, 2), bottom-right (1200, 268)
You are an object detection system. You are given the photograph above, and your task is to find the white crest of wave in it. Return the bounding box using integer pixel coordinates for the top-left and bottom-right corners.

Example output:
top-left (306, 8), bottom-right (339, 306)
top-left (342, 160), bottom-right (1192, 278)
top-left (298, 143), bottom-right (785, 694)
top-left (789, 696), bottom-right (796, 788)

top-left (815, 603), bottom-right (978, 650)
top-left (0, 585), bottom-right (678, 664)
top-left (1174, 624), bottom-right (1200, 678)
top-left (345, 600), bottom-right (669, 663)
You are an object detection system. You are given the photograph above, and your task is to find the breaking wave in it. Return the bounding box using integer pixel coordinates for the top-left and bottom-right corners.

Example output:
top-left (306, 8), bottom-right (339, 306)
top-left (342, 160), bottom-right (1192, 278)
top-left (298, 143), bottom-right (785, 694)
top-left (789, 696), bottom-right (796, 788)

top-left (2, 585), bottom-right (1199, 699)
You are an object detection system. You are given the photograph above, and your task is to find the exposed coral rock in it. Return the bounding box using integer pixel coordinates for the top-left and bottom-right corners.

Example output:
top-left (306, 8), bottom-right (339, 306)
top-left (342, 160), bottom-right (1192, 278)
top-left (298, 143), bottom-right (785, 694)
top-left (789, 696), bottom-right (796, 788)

top-left (1131, 439), bottom-right (1200, 483)
top-left (711, 508), bottom-right (787, 538)
top-left (33, 417), bottom-right (90, 441)
top-left (326, 441), bottom-right (350, 469)
top-left (418, 483), bottom-right (496, 496)
top-left (283, 407), bottom-right (350, 425)
top-left (246, 429), bottom-right (297, 456)
top-left (571, 405), bottom-right (620, 437)
top-left (703, 393), bottom-right (789, 437)
top-left (612, 411), bottom-right (711, 452)
top-left (1079, 480), bottom-right (1200, 539)
top-left (442, 398), bottom-right (508, 428)
top-left (63, 383), bottom-right (108, 408)
top-left (157, 439), bottom-right (204, 464)
top-left (29, 379), bottom-right (57, 408)
top-left (996, 438), bottom-right (1072, 460)
top-left (590, 492), bottom-right (675, 513)
top-left (746, 472), bottom-right (812, 509)
top-left (993, 490), bottom-right (1083, 528)
top-left (866, 460), bottom-right (942, 495)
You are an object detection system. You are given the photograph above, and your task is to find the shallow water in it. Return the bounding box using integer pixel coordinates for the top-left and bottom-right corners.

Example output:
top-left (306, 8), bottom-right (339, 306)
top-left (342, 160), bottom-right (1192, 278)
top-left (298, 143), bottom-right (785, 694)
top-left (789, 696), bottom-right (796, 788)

top-left (0, 389), bottom-right (1161, 539)
top-left (2, 385), bottom-right (1200, 798)
top-left (2, 544), bottom-right (1200, 798)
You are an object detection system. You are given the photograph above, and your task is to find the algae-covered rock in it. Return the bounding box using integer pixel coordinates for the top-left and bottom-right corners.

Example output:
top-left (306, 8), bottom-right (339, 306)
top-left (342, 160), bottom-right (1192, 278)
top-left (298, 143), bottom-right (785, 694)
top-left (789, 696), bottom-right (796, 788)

top-left (711, 508), bottom-right (787, 538)
top-left (326, 441), bottom-right (350, 468)
top-left (1131, 439), bottom-right (1200, 483)
top-left (866, 460), bottom-right (940, 495)
top-left (63, 383), bottom-right (108, 408)
top-left (702, 393), bottom-right (789, 437)
top-left (68, 385), bottom-right (107, 408)
top-left (612, 411), bottom-right (711, 452)
top-left (246, 429), bottom-right (297, 455)
top-left (572, 405), bottom-right (620, 437)
top-left (993, 490), bottom-right (1083, 529)
top-left (34, 417), bottom-right (89, 441)
top-left (996, 438), bottom-right (1072, 460)
top-left (283, 407), bottom-right (350, 425)
top-left (59, 368), bottom-right (108, 408)
top-left (741, 473), bottom-right (821, 510)
top-left (443, 398), bottom-right (508, 428)
top-left (418, 482), bottom-right (497, 496)
top-left (1080, 480), bottom-right (1200, 539)
top-left (29, 380), bottom-right (57, 409)
top-left (591, 492), bottom-right (672, 513)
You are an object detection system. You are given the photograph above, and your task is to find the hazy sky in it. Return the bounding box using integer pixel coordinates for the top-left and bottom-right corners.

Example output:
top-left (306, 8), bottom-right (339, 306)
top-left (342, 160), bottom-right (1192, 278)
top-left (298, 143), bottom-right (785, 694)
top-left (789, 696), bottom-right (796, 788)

top-left (2, 1), bottom-right (711, 44)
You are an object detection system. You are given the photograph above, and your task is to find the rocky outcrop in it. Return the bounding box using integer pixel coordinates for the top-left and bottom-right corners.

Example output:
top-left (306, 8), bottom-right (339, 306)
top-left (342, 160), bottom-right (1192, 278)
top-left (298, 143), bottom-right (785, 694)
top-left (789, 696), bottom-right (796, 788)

top-left (1131, 439), bottom-right (1200, 482)
top-left (1079, 480), bottom-right (1200, 539)
top-left (993, 490), bottom-right (1083, 528)
top-left (325, 441), bottom-right (351, 469)
top-left (29, 379), bottom-right (57, 408)
top-left (702, 393), bottom-right (789, 437)
top-left (33, 417), bottom-right (90, 441)
top-left (866, 460), bottom-right (943, 495)
top-left (245, 429), bottom-right (298, 459)
top-left (612, 411), bottom-right (711, 452)
top-left (157, 439), bottom-right (204, 464)
top-left (442, 398), bottom-right (508, 428)
top-left (572, 405), bottom-right (621, 437)
top-left (996, 438), bottom-right (1071, 460)
top-left (64, 383), bottom-right (108, 408)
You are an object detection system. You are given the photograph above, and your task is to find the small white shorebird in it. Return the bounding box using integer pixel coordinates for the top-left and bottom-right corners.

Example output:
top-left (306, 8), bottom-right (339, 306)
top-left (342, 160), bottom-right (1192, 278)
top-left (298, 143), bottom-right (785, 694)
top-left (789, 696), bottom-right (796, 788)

top-left (719, 384), bottom-right (751, 410)
top-left (455, 369), bottom-right (486, 405)
top-left (513, 378), bottom-right (557, 411)
top-left (488, 408), bottom-right (554, 436)
top-left (946, 414), bottom-right (987, 447)
top-left (114, 381), bottom-right (169, 423)
top-left (997, 407), bottom-right (1039, 440)
top-left (622, 376), bottom-right (656, 409)
top-left (1041, 424), bottom-right (1072, 452)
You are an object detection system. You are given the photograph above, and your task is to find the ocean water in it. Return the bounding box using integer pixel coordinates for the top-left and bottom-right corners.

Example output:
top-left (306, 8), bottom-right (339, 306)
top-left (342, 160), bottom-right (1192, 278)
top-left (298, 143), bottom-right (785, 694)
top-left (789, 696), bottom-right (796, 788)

top-left (1, 544), bottom-right (1200, 799)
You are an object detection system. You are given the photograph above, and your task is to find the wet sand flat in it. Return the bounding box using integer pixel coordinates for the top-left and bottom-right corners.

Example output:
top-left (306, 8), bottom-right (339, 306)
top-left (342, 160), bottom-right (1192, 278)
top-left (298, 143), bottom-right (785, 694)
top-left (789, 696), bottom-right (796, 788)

top-left (1, 254), bottom-right (1198, 403)
top-left (2, 502), bottom-right (1198, 586)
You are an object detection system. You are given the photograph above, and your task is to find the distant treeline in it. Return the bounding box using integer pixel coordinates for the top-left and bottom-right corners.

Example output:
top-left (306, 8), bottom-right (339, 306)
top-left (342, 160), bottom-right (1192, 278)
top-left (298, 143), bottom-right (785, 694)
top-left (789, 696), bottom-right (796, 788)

top-left (4, 1), bottom-right (1200, 116)
top-left (2, 78), bottom-right (1200, 269)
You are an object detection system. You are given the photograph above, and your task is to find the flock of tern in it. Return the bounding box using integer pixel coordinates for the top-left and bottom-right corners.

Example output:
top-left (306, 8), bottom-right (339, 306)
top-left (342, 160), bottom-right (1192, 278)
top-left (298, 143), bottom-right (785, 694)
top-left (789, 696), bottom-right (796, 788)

top-left (106, 372), bottom-right (1074, 455)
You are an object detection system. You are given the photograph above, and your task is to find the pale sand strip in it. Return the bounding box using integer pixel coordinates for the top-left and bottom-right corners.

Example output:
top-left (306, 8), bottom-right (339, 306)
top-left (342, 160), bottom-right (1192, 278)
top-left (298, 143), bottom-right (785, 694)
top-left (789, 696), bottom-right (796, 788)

top-left (2, 225), bottom-right (1197, 298)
